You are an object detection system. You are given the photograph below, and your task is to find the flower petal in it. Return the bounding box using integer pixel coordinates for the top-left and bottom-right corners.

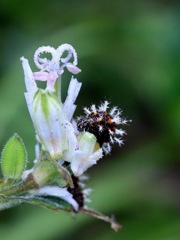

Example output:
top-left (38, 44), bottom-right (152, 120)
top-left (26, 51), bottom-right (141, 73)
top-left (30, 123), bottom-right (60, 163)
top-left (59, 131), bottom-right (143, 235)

top-left (30, 186), bottom-right (79, 211)
top-left (65, 63), bottom-right (81, 74)
top-left (63, 77), bottom-right (82, 121)
top-left (21, 57), bottom-right (38, 94)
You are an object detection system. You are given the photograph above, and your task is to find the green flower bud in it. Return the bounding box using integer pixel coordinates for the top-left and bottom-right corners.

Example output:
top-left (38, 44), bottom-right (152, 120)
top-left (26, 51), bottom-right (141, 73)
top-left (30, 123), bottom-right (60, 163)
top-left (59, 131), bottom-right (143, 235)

top-left (1, 133), bottom-right (27, 180)
top-left (31, 160), bottom-right (72, 187)
top-left (32, 160), bottom-right (58, 187)
top-left (33, 89), bottom-right (68, 160)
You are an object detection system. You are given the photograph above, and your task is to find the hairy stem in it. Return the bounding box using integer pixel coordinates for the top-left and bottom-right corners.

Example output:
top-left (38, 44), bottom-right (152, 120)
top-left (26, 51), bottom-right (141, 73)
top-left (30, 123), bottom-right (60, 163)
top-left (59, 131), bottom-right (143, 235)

top-left (0, 174), bottom-right (38, 199)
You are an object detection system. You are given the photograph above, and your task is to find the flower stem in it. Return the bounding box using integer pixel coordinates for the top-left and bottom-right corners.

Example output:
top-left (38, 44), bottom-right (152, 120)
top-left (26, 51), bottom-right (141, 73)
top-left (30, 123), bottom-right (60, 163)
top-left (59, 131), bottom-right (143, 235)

top-left (0, 174), bottom-right (38, 198)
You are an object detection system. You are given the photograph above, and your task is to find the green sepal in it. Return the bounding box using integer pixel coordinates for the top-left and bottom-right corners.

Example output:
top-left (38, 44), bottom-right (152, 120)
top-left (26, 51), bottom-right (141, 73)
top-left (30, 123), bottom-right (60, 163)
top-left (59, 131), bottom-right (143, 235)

top-left (32, 160), bottom-right (73, 188)
top-left (1, 133), bottom-right (27, 180)
top-left (0, 178), bottom-right (14, 191)
top-left (0, 195), bottom-right (23, 211)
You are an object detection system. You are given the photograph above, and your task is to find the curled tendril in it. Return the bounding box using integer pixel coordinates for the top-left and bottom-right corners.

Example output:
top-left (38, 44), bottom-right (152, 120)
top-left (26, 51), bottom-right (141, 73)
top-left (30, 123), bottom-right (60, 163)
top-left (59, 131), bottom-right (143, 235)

top-left (57, 44), bottom-right (78, 65)
top-left (34, 46), bottom-right (56, 71)
top-left (34, 44), bottom-right (78, 75)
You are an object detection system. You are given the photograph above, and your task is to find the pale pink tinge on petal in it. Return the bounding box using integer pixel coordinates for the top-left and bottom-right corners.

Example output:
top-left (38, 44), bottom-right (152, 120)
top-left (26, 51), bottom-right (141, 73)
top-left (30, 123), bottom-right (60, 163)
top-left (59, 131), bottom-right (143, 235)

top-left (33, 72), bottom-right (49, 81)
top-left (66, 63), bottom-right (81, 74)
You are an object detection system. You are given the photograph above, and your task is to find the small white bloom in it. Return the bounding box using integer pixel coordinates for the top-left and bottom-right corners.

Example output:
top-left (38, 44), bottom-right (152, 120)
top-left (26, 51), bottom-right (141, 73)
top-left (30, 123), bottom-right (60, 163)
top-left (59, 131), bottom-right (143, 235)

top-left (22, 44), bottom-right (81, 94)
top-left (71, 132), bottom-right (103, 176)
top-left (33, 44), bottom-right (81, 93)
top-left (21, 44), bottom-right (81, 161)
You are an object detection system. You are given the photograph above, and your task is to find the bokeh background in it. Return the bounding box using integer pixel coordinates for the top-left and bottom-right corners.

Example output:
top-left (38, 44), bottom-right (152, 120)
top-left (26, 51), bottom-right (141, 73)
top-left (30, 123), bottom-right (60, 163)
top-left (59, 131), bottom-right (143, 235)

top-left (0, 0), bottom-right (180, 239)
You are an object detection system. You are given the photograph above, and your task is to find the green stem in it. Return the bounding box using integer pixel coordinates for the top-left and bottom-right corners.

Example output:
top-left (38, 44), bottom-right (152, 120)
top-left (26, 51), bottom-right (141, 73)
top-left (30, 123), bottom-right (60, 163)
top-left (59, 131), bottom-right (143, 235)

top-left (55, 75), bottom-right (62, 101)
top-left (0, 174), bottom-right (38, 198)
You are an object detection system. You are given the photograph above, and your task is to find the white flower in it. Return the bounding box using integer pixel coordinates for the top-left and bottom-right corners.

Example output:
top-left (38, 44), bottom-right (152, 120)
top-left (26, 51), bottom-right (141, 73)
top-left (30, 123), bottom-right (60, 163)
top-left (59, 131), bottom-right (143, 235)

top-left (21, 44), bottom-right (82, 160)
top-left (71, 132), bottom-right (103, 176)
top-left (21, 44), bottom-right (81, 122)
top-left (22, 44), bottom-right (81, 95)
top-left (33, 44), bottom-right (81, 93)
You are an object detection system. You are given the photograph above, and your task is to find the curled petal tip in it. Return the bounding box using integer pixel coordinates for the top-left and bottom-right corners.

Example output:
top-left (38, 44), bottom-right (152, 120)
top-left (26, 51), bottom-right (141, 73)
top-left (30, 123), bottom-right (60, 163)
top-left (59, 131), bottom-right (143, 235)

top-left (66, 63), bottom-right (81, 74)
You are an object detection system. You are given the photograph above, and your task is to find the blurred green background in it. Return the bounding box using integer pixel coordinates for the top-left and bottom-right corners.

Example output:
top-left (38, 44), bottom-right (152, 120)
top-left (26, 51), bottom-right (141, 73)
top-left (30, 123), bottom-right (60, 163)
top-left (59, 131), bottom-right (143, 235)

top-left (0, 0), bottom-right (180, 239)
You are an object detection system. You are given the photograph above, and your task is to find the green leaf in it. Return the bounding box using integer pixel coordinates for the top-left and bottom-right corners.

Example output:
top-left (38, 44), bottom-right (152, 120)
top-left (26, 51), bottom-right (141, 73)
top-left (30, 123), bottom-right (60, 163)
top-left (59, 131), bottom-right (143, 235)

top-left (0, 194), bottom-right (71, 212)
top-left (1, 133), bottom-right (27, 180)
top-left (23, 196), bottom-right (72, 212)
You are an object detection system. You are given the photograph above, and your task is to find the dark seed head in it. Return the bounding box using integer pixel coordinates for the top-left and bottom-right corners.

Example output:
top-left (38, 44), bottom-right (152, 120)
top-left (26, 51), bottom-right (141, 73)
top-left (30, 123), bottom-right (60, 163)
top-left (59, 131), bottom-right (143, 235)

top-left (77, 111), bottom-right (117, 147)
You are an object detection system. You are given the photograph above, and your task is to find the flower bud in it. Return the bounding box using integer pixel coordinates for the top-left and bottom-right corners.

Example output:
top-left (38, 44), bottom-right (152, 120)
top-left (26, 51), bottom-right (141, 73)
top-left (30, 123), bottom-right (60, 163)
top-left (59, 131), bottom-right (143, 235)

top-left (33, 89), bottom-right (68, 159)
top-left (1, 133), bottom-right (27, 180)
top-left (31, 160), bottom-right (57, 187)
top-left (31, 160), bottom-right (71, 187)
